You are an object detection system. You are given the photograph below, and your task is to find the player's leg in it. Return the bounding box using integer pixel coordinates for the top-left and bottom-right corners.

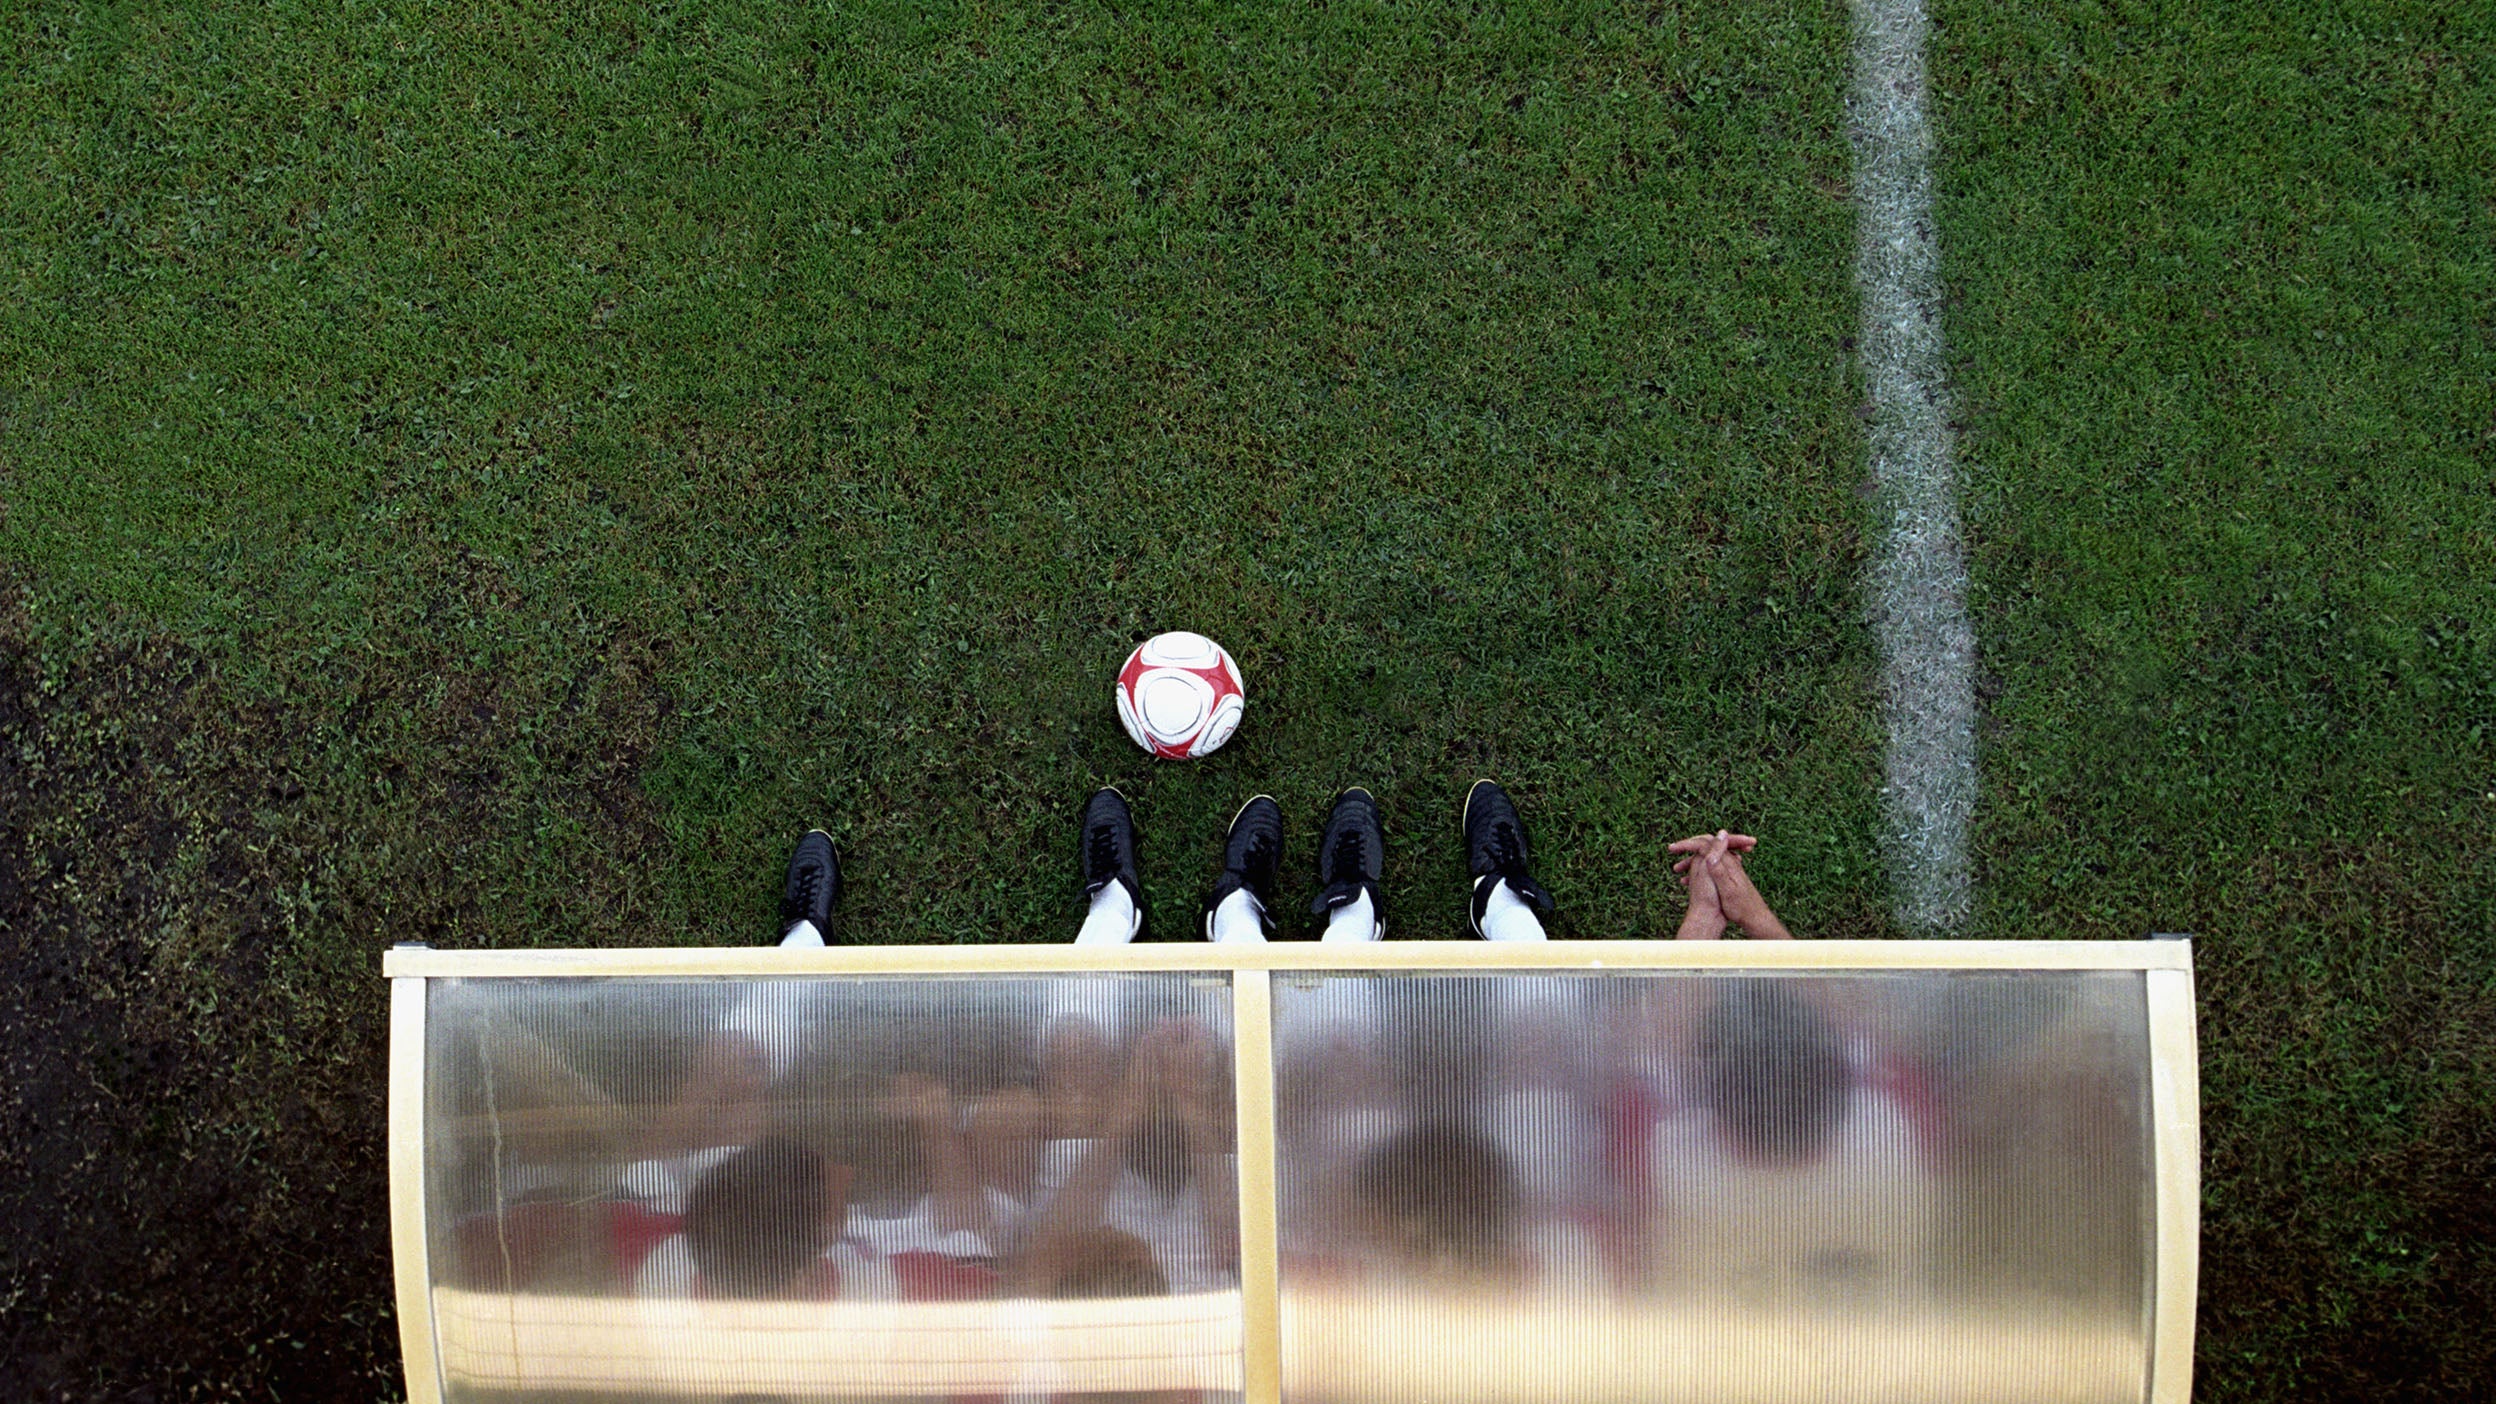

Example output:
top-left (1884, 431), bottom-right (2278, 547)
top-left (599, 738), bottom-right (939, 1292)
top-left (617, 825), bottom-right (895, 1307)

top-left (1311, 789), bottom-right (1386, 942)
top-left (778, 829), bottom-right (840, 946)
top-left (1204, 795), bottom-right (1285, 943)
top-left (1464, 780), bottom-right (1555, 941)
top-left (660, 829), bottom-right (832, 1157)
top-left (1074, 787), bottom-right (1146, 944)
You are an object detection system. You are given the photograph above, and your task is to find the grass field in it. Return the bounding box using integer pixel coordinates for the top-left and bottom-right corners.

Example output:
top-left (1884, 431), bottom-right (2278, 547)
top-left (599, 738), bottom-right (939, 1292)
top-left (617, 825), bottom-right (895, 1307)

top-left (1934, 4), bottom-right (2493, 1393)
top-left (0, 0), bottom-right (2488, 1398)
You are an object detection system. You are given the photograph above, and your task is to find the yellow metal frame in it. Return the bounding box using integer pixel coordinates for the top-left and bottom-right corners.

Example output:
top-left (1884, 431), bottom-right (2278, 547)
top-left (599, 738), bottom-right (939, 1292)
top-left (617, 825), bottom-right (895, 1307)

top-left (2145, 965), bottom-right (2201, 1404)
top-left (389, 975), bottom-right (445, 1404)
top-left (1230, 969), bottom-right (1284, 1404)
top-left (387, 939), bottom-right (2198, 1404)
top-left (383, 939), bottom-right (2187, 979)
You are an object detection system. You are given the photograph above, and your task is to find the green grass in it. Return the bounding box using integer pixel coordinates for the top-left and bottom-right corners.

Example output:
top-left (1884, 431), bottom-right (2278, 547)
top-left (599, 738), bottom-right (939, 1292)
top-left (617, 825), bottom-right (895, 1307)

top-left (0, 0), bottom-right (2488, 1398)
top-left (3, 0), bottom-right (1881, 945)
top-left (1932, 1), bottom-right (2495, 1394)
top-left (2, 2), bottom-right (1878, 1395)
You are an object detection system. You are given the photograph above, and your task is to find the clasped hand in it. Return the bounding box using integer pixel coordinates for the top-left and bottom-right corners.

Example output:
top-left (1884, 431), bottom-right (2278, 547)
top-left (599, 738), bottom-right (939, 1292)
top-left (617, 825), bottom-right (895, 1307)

top-left (1668, 830), bottom-right (1792, 940)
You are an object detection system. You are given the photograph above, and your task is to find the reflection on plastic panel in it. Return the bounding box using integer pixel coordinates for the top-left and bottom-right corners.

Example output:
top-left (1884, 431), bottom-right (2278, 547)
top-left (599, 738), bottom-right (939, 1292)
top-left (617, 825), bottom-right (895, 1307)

top-left (422, 974), bottom-right (1243, 1401)
top-left (1270, 972), bottom-right (2154, 1404)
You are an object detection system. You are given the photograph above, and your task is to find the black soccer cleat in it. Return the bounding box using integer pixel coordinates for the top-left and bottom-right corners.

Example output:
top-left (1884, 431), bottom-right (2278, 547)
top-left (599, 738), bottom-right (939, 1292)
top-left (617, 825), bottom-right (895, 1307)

top-left (1080, 787), bottom-right (1146, 934)
top-left (1203, 795), bottom-right (1285, 940)
top-left (778, 829), bottom-right (842, 942)
top-left (1464, 779), bottom-right (1554, 936)
top-left (1310, 788), bottom-right (1387, 935)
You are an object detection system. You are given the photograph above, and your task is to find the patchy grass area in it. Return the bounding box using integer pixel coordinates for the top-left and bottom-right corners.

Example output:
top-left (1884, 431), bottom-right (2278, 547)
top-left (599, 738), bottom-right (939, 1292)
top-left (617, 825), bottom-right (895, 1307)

top-left (2, 2), bottom-right (1874, 1395)
top-left (3, 0), bottom-right (2487, 1398)
top-left (2, 0), bottom-right (1876, 945)
top-left (1933, 1), bottom-right (2495, 1397)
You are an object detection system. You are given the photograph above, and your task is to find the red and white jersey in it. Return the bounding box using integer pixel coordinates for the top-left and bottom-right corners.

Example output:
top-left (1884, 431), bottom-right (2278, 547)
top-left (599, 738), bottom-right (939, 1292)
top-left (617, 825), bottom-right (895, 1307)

top-left (625, 1199), bottom-right (1005, 1302)
top-left (1033, 1138), bottom-right (1236, 1293)
top-left (613, 1149), bottom-right (1008, 1301)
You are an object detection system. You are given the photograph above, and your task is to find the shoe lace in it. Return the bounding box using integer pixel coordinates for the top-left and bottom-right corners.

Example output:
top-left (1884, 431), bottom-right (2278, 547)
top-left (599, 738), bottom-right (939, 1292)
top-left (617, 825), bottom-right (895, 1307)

top-left (788, 866), bottom-right (822, 912)
top-left (1482, 819), bottom-right (1527, 877)
top-left (1327, 825), bottom-right (1370, 882)
top-left (1087, 823), bottom-right (1122, 881)
top-left (1243, 826), bottom-right (1280, 875)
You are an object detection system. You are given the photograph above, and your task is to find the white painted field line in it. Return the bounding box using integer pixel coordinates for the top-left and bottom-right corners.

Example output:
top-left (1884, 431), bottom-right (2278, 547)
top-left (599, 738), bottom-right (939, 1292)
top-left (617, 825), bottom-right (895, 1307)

top-left (1848, 0), bottom-right (1977, 931)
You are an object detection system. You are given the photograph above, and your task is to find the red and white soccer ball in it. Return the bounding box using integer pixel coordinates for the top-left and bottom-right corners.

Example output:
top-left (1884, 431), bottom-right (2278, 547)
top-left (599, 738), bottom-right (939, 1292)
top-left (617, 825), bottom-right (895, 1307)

top-left (1116, 632), bottom-right (1245, 760)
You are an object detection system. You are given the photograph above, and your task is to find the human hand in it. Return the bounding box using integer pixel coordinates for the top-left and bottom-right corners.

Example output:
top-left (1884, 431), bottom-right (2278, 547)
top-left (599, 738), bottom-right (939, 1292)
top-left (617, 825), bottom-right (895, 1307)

top-left (1673, 840), bottom-right (1727, 939)
top-left (1670, 831), bottom-right (1758, 872)
top-left (1675, 831), bottom-right (1792, 940)
top-left (1143, 1018), bottom-right (1227, 1141)
top-left (1107, 1033), bottom-right (1162, 1132)
top-left (1041, 1022), bottom-right (1121, 1138)
top-left (1669, 832), bottom-right (1753, 940)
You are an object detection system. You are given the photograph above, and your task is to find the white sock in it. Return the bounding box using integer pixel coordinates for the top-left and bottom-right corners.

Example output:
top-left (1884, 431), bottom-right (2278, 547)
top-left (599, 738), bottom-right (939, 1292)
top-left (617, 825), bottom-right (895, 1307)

top-left (720, 982), bottom-right (810, 1081)
top-left (1209, 888), bottom-right (1267, 944)
top-left (778, 919), bottom-right (824, 948)
top-left (1478, 880), bottom-right (1547, 942)
top-left (1322, 890), bottom-right (1382, 943)
top-left (1074, 882), bottom-right (1140, 945)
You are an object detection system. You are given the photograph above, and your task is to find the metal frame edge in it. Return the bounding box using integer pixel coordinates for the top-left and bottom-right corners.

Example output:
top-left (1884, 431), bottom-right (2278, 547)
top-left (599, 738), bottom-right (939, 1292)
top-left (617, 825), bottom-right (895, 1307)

top-left (389, 976), bottom-right (446, 1404)
top-left (2146, 957), bottom-right (2202, 1404)
top-left (382, 939), bottom-right (2190, 979)
top-left (1230, 969), bottom-right (1283, 1404)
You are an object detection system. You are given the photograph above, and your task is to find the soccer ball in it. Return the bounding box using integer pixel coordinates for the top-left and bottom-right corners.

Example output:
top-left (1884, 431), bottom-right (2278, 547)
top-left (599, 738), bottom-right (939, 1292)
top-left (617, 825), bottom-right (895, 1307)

top-left (1115, 632), bottom-right (1245, 760)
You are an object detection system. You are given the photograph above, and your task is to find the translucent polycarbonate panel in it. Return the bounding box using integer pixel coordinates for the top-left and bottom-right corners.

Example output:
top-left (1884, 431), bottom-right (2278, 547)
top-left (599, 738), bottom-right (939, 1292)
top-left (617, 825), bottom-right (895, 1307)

top-left (421, 974), bottom-right (1243, 1402)
top-left (1270, 971), bottom-right (2156, 1404)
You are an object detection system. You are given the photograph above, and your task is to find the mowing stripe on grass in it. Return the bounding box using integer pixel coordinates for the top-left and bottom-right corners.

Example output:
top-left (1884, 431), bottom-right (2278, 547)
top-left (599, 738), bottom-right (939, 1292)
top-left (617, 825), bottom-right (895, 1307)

top-left (1848, 0), bottom-right (1976, 932)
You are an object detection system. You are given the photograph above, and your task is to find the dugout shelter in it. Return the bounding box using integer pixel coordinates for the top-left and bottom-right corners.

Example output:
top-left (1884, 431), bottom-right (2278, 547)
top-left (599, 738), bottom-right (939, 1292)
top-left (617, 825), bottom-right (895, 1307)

top-left (386, 938), bottom-right (2199, 1404)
